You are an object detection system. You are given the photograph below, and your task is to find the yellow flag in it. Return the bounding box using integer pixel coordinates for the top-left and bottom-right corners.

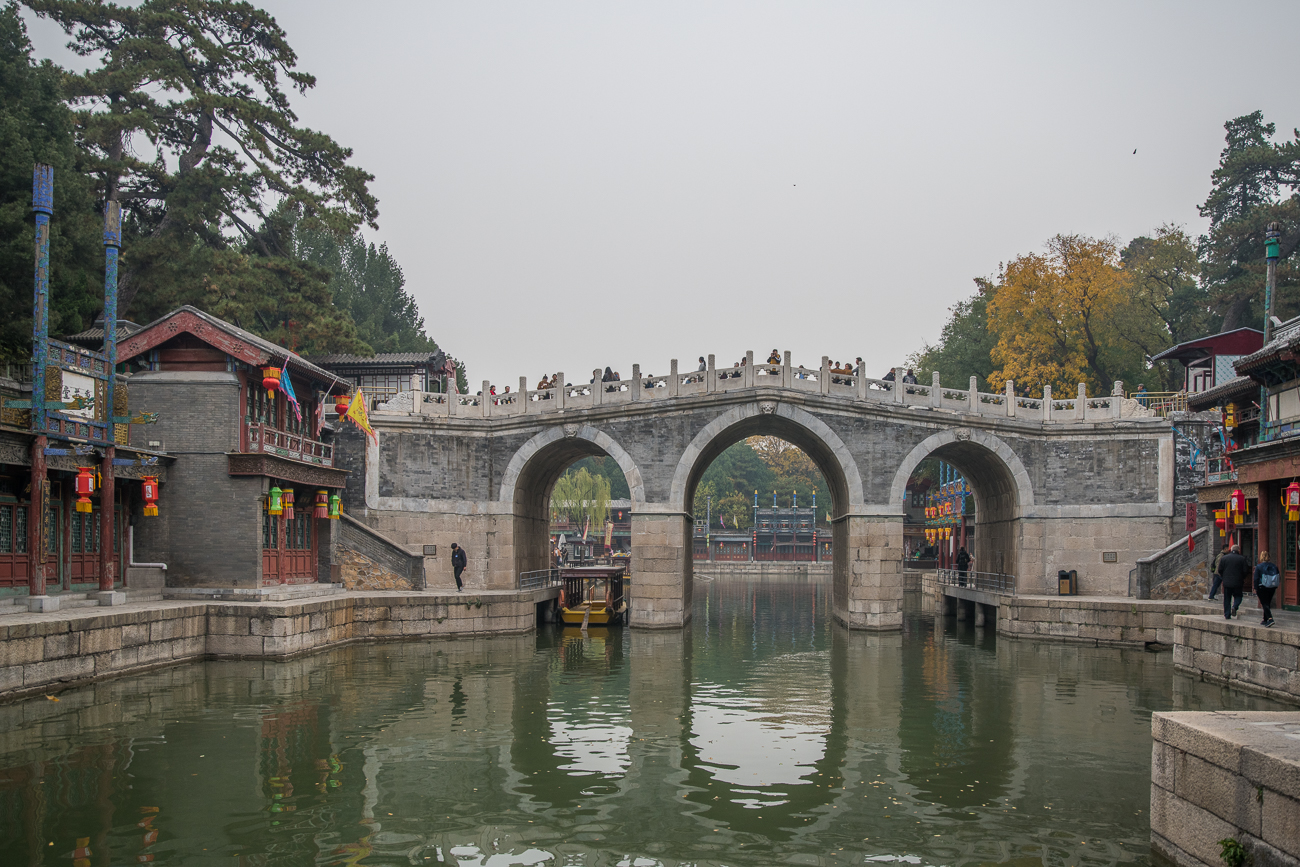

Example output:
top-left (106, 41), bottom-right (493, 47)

top-left (345, 389), bottom-right (377, 441)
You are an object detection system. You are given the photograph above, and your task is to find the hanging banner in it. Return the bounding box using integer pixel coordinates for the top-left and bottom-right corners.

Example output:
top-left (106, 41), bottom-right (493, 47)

top-left (345, 388), bottom-right (376, 441)
top-left (279, 365), bottom-right (302, 423)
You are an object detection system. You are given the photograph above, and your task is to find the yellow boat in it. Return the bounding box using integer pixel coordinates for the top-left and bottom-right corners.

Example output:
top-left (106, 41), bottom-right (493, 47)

top-left (559, 565), bottom-right (627, 627)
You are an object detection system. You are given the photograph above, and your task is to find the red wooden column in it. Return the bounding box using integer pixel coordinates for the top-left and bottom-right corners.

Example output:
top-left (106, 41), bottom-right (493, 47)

top-left (99, 446), bottom-right (115, 590)
top-left (28, 436), bottom-right (46, 596)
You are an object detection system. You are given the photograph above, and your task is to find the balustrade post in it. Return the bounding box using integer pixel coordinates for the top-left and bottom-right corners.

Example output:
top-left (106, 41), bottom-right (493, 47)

top-left (745, 350), bottom-right (754, 387)
top-left (894, 368), bottom-right (905, 403)
top-left (556, 371), bottom-right (566, 410)
top-left (482, 380), bottom-right (491, 417)
top-left (668, 360), bottom-right (679, 397)
top-left (631, 364), bottom-right (641, 401)
top-left (593, 369), bottom-right (603, 405)
top-left (1043, 384), bottom-right (1052, 421)
top-left (1005, 380), bottom-right (1015, 417)
top-left (1112, 380), bottom-right (1123, 418)
top-left (820, 356), bottom-right (830, 395)
top-left (1077, 383), bottom-right (1087, 420)
top-left (783, 351), bottom-right (792, 388)
top-left (931, 371), bottom-right (941, 407)
top-left (707, 354), bottom-right (716, 394)
top-left (969, 375), bottom-right (978, 415)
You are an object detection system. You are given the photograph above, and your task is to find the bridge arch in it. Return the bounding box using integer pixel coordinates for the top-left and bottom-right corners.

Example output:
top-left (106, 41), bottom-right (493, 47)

top-left (889, 429), bottom-right (1033, 577)
top-left (499, 424), bottom-right (645, 577)
top-left (667, 401), bottom-right (865, 516)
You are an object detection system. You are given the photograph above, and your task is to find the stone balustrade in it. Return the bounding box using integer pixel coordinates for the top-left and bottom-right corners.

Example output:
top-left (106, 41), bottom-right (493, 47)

top-left (387, 352), bottom-right (1149, 425)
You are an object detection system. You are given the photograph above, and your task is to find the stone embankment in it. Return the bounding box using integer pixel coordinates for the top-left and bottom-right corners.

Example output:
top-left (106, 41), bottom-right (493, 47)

top-left (0, 588), bottom-right (555, 702)
top-left (1174, 613), bottom-right (1300, 705)
top-left (1151, 711), bottom-right (1300, 867)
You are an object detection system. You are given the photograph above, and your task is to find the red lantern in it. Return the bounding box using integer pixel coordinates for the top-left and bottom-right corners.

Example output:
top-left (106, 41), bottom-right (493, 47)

top-left (314, 490), bottom-right (329, 519)
top-left (262, 366), bottom-right (281, 400)
top-left (141, 476), bottom-right (159, 516)
top-left (283, 488), bottom-right (295, 521)
top-left (1286, 481), bottom-right (1300, 522)
top-left (1230, 489), bottom-right (1246, 525)
top-left (75, 467), bottom-right (95, 513)
top-left (335, 393), bottom-right (351, 417)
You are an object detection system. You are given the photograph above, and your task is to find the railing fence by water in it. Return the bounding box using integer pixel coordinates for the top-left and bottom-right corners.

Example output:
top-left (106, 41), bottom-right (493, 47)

top-left (518, 568), bottom-right (561, 591)
top-left (936, 568), bottom-right (1017, 595)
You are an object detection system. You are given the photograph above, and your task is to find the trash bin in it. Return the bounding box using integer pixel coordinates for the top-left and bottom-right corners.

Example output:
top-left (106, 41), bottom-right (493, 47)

top-left (1057, 569), bottom-right (1077, 596)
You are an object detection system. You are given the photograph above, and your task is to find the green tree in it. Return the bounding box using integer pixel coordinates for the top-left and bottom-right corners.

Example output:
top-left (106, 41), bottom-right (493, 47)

top-left (550, 467), bottom-right (611, 532)
top-left (1120, 225), bottom-right (1208, 390)
top-left (1198, 111), bottom-right (1300, 330)
top-left (0, 2), bottom-right (102, 360)
top-left (25, 0), bottom-right (379, 349)
top-left (564, 455), bottom-right (630, 500)
top-left (294, 222), bottom-right (439, 354)
top-left (908, 279), bottom-right (997, 391)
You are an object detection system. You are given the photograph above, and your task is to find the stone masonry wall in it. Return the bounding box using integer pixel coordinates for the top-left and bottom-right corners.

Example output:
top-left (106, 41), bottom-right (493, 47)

top-left (1151, 712), bottom-right (1300, 867)
top-left (337, 515), bottom-right (423, 590)
top-left (998, 596), bottom-right (1218, 647)
top-left (0, 590), bottom-right (554, 702)
top-left (1174, 614), bottom-right (1300, 704)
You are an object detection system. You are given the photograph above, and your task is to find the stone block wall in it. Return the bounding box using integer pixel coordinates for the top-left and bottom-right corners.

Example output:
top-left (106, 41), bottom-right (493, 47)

top-left (1022, 515), bottom-right (1172, 596)
top-left (0, 590), bottom-right (553, 701)
top-left (833, 516), bottom-right (903, 631)
top-left (1137, 527), bottom-right (1210, 600)
top-left (1151, 711), bottom-right (1300, 867)
top-left (998, 596), bottom-right (1216, 647)
top-left (337, 515), bottom-right (424, 590)
top-left (360, 509), bottom-right (517, 591)
top-left (1173, 615), bottom-right (1300, 704)
top-left (130, 371), bottom-right (264, 588)
top-left (630, 512), bottom-right (691, 628)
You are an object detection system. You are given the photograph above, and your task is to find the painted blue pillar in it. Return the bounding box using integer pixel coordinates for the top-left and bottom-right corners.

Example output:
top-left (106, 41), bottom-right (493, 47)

top-left (100, 202), bottom-right (122, 591)
top-left (31, 165), bottom-right (52, 432)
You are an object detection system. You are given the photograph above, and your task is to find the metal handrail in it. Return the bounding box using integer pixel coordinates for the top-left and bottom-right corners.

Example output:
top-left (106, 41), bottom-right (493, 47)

top-left (936, 568), bottom-right (1016, 595)
top-left (518, 568), bottom-right (561, 591)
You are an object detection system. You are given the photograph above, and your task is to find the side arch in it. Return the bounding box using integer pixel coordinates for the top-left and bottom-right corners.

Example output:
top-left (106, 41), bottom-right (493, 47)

top-left (498, 424), bottom-right (646, 506)
top-left (667, 401), bottom-right (865, 513)
top-left (887, 429), bottom-right (1034, 515)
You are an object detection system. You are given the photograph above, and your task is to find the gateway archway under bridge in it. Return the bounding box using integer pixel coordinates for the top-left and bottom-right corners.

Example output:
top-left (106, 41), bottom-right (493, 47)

top-left (336, 357), bottom-right (1174, 630)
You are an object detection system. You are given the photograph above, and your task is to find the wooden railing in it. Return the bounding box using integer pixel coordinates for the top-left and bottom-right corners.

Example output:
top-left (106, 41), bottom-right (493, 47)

top-left (378, 352), bottom-right (1150, 426)
top-left (246, 421), bottom-right (334, 467)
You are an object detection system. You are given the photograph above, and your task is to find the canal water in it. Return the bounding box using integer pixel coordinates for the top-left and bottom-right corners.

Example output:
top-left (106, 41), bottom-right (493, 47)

top-left (0, 577), bottom-right (1288, 867)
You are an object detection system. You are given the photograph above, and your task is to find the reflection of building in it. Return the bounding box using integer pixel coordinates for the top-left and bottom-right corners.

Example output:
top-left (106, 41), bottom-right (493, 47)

top-left (1188, 316), bottom-right (1300, 610)
top-left (692, 507), bottom-right (829, 561)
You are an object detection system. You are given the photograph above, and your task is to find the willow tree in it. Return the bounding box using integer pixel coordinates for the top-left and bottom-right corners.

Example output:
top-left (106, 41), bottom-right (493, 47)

top-left (550, 468), bottom-right (611, 534)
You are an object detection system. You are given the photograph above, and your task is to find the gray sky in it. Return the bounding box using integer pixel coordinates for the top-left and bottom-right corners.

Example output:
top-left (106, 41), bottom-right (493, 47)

top-left (23, 2), bottom-right (1300, 390)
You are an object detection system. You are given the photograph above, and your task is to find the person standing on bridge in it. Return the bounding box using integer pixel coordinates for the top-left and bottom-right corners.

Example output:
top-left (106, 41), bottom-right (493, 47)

top-left (451, 543), bottom-right (467, 592)
top-left (1208, 541), bottom-right (1229, 601)
top-left (1217, 543), bottom-right (1250, 619)
top-left (956, 546), bottom-right (971, 586)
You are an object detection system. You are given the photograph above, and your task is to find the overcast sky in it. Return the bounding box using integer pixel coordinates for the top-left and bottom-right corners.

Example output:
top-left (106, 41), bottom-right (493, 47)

top-left (22, 2), bottom-right (1300, 390)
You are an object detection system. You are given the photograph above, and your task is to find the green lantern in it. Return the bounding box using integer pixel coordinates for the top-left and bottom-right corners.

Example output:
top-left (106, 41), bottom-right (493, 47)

top-left (1266, 234), bottom-right (1280, 260)
top-left (268, 485), bottom-right (284, 516)
top-left (328, 493), bottom-right (341, 520)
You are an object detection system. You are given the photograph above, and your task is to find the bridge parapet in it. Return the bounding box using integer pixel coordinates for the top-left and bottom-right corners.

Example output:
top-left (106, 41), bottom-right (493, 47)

top-left (388, 355), bottom-right (1155, 426)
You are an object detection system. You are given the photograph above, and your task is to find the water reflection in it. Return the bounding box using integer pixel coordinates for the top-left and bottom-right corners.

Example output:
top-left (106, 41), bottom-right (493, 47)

top-left (0, 578), bottom-right (1290, 867)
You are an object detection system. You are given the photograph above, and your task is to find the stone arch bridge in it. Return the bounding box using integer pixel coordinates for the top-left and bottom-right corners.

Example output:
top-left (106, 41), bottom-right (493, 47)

top-left (335, 355), bottom-right (1174, 630)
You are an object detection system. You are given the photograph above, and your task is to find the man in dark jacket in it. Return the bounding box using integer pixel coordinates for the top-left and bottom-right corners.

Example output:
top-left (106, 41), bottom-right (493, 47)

top-left (1208, 542), bottom-right (1229, 600)
top-left (1217, 544), bottom-right (1251, 619)
top-left (450, 542), bottom-right (467, 592)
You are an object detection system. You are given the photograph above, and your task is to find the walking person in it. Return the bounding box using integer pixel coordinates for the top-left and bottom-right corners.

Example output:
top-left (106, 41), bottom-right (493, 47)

top-left (450, 542), bottom-right (467, 592)
top-left (1253, 550), bottom-right (1280, 627)
top-left (1208, 541), bottom-right (1229, 600)
top-left (1217, 543), bottom-right (1250, 619)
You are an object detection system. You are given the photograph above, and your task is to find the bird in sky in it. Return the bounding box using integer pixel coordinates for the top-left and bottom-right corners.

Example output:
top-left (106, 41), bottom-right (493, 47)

top-left (1133, 149), bottom-right (1137, 154)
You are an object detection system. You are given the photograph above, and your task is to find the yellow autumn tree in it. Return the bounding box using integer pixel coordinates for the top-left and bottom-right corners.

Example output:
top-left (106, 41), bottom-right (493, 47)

top-left (988, 234), bottom-right (1151, 396)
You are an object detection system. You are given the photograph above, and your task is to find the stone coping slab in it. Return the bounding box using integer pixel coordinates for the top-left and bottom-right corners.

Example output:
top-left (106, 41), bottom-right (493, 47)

top-left (1151, 711), bottom-right (1300, 867)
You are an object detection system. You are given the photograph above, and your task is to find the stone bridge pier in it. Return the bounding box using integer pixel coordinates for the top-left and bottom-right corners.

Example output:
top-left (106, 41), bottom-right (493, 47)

top-left (335, 364), bottom-right (1174, 631)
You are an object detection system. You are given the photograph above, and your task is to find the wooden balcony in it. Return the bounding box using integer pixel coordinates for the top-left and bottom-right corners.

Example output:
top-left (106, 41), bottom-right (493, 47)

top-left (246, 421), bottom-right (333, 467)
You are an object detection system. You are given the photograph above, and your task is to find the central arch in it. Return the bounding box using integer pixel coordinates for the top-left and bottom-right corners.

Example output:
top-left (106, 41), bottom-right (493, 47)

top-left (666, 401), bottom-right (866, 627)
top-left (499, 424), bottom-right (646, 579)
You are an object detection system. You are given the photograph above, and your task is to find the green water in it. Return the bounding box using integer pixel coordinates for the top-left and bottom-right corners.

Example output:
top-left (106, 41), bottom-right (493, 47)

top-left (0, 578), bottom-right (1287, 867)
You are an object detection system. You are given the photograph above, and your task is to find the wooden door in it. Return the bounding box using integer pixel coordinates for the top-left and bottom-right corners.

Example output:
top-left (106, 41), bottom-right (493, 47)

top-left (262, 507), bottom-right (281, 585)
top-left (70, 508), bottom-right (101, 586)
top-left (0, 503), bottom-right (29, 587)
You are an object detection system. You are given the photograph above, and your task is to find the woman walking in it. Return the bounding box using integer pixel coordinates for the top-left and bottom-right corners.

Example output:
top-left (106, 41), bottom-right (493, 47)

top-left (1253, 550), bottom-right (1280, 627)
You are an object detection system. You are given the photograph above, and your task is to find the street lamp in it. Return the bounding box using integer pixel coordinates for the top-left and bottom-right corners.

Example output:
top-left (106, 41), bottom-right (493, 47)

top-left (706, 494), bottom-right (712, 562)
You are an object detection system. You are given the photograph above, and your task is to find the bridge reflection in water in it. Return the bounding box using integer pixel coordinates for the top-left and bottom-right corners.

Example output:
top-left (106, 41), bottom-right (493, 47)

top-left (0, 578), bottom-right (1289, 867)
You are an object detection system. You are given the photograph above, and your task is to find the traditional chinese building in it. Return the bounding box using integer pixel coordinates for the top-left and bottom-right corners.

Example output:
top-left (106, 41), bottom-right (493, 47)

top-left (117, 307), bottom-right (350, 596)
top-left (692, 506), bottom-right (830, 562)
top-left (309, 351), bottom-right (458, 407)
